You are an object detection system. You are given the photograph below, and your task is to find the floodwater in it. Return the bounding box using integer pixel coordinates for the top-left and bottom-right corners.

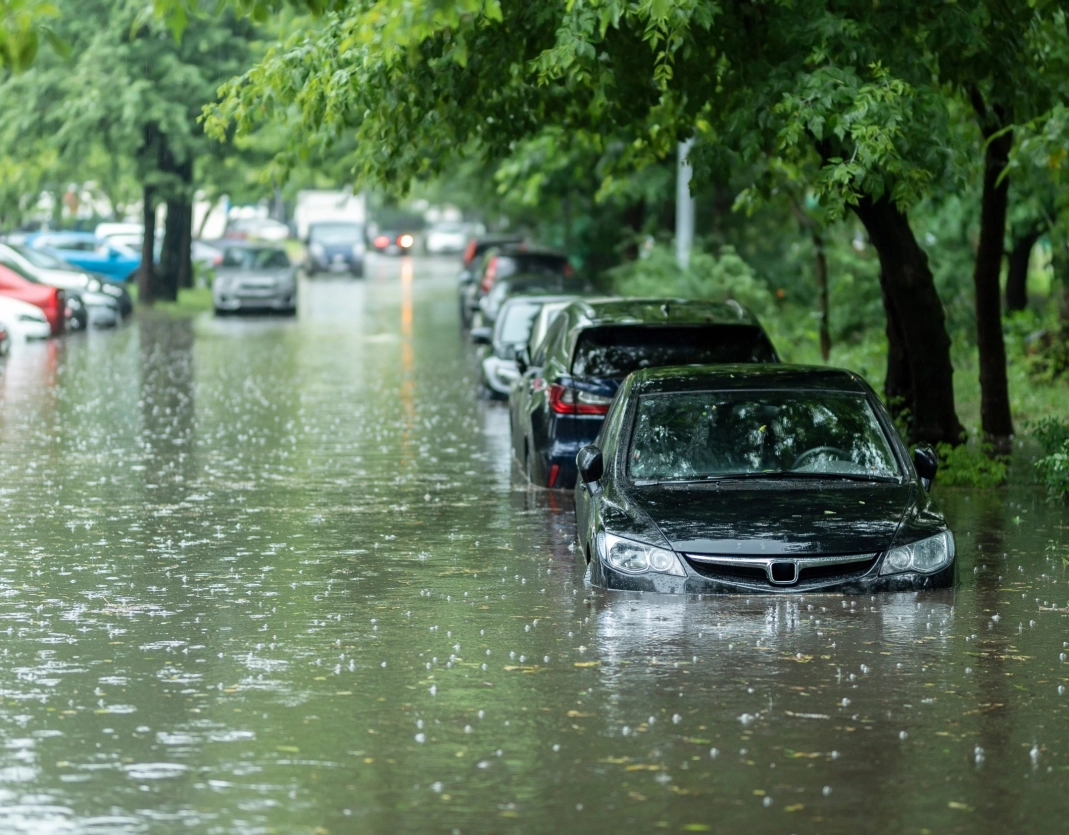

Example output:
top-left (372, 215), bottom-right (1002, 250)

top-left (0, 256), bottom-right (1067, 834)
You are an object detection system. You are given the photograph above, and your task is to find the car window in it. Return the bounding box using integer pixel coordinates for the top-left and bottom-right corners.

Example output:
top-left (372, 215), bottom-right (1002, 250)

top-left (571, 325), bottom-right (776, 378)
top-left (629, 391), bottom-right (900, 482)
top-left (496, 301), bottom-right (541, 346)
top-left (11, 245), bottom-right (68, 269)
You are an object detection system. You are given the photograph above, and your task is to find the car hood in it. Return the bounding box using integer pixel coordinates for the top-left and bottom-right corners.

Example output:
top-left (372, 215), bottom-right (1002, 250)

top-left (217, 268), bottom-right (293, 281)
top-left (625, 481), bottom-right (912, 556)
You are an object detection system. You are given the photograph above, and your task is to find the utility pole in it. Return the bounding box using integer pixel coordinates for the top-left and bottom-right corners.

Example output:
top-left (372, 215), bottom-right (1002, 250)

top-left (676, 139), bottom-right (695, 270)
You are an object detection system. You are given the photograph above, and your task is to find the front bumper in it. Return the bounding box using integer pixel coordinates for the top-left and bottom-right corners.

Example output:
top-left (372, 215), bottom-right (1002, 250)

top-left (311, 253), bottom-right (363, 273)
top-left (589, 555), bottom-right (955, 595)
top-left (214, 290), bottom-right (296, 312)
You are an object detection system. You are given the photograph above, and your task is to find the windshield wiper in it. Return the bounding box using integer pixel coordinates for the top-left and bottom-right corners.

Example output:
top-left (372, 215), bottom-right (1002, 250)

top-left (636, 471), bottom-right (899, 485)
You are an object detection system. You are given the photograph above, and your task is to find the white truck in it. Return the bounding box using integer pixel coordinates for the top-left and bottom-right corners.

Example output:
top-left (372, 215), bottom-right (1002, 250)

top-left (293, 190), bottom-right (367, 242)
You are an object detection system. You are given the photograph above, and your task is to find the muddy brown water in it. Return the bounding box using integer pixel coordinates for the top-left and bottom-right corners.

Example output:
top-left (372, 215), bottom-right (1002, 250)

top-left (0, 256), bottom-right (1067, 834)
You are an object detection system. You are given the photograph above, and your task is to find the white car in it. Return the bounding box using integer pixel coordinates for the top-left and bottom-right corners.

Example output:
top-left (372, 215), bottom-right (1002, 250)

top-left (0, 295), bottom-right (51, 340)
top-left (425, 223), bottom-right (470, 255)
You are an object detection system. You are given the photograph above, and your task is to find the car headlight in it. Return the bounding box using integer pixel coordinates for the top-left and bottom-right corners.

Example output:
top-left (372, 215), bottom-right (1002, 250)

top-left (352, 243), bottom-right (365, 257)
top-left (879, 531), bottom-right (955, 576)
top-left (597, 532), bottom-right (685, 576)
top-left (86, 277), bottom-right (103, 292)
top-left (309, 242), bottom-right (325, 258)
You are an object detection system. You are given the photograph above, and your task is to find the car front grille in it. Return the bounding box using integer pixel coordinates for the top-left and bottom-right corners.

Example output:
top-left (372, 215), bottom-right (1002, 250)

top-left (683, 552), bottom-right (880, 589)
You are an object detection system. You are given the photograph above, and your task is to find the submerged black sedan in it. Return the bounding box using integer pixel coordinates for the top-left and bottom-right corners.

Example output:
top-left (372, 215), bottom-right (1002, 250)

top-left (574, 365), bottom-right (954, 594)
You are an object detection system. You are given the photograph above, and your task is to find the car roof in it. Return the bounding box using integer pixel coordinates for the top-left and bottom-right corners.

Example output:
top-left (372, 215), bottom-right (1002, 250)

top-left (562, 297), bottom-right (762, 328)
top-left (491, 245), bottom-right (567, 258)
top-left (35, 231), bottom-right (98, 242)
top-left (628, 363), bottom-right (872, 395)
top-left (499, 294), bottom-right (582, 310)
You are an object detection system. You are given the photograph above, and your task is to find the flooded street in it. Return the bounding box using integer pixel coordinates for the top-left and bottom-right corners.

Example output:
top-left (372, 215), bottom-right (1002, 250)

top-left (1, 256), bottom-right (1068, 834)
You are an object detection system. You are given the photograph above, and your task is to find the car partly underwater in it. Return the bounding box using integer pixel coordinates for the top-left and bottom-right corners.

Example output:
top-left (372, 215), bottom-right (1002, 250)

top-left (574, 364), bottom-right (954, 595)
top-left (510, 298), bottom-right (779, 489)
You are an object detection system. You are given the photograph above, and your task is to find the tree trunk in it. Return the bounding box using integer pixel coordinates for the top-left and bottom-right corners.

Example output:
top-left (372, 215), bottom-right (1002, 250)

top-left (813, 229), bottom-right (831, 361)
top-left (1005, 229), bottom-right (1039, 312)
top-left (851, 196), bottom-right (964, 446)
top-left (971, 128), bottom-right (1015, 441)
top-left (138, 185), bottom-right (156, 306)
top-left (157, 159), bottom-right (194, 300)
top-left (878, 270), bottom-right (913, 423)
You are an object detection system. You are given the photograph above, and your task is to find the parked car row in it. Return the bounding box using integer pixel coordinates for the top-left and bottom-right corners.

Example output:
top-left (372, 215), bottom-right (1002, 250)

top-left (455, 234), bottom-right (956, 597)
top-left (0, 236), bottom-right (134, 340)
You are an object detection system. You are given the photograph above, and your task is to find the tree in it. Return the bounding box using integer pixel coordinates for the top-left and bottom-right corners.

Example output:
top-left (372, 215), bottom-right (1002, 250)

top-left (0, 0), bottom-right (261, 302)
top-left (165, 0), bottom-right (1068, 442)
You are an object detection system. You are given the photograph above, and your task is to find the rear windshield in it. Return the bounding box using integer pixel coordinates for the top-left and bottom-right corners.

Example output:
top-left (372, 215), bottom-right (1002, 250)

top-left (497, 254), bottom-right (570, 278)
top-left (497, 301), bottom-right (542, 345)
top-left (571, 325), bottom-right (776, 378)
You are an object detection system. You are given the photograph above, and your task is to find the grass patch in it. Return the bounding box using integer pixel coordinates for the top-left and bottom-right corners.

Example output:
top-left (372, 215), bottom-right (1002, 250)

top-left (131, 285), bottom-right (213, 316)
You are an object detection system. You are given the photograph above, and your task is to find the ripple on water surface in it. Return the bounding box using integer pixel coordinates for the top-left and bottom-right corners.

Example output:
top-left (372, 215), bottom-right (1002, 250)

top-left (0, 263), bottom-right (1067, 833)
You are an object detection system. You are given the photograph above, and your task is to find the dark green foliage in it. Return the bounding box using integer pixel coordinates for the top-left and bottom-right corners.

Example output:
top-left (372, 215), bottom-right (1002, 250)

top-left (1033, 417), bottom-right (1069, 499)
top-left (935, 442), bottom-right (1008, 488)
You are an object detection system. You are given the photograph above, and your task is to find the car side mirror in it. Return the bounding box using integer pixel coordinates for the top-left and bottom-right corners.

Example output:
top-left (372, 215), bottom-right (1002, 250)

top-left (109, 249), bottom-right (120, 260)
top-left (470, 327), bottom-right (492, 345)
top-left (577, 444), bottom-right (604, 485)
top-left (913, 445), bottom-right (938, 491)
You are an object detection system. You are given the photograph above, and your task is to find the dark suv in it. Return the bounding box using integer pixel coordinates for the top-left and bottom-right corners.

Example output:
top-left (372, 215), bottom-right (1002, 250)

top-left (457, 234), bottom-right (524, 327)
top-left (461, 244), bottom-right (570, 328)
top-left (509, 298), bottom-right (779, 489)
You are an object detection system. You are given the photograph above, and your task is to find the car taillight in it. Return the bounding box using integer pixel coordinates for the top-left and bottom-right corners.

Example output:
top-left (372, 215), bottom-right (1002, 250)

top-left (548, 383), bottom-right (611, 415)
top-left (564, 263), bottom-right (574, 278)
top-left (374, 235), bottom-right (390, 248)
top-left (480, 256), bottom-right (498, 293)
top-left (463, 239), bottom-right (477, 265)
top-left (398, 233), bottom-right (415, 249)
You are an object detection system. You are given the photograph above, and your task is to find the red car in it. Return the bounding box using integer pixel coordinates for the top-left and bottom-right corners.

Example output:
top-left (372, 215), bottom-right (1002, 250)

top-left (0, 263), bottom-right (64, 335)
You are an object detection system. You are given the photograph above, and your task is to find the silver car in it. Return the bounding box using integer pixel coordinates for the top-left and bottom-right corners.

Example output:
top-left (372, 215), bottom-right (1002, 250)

top-left (212, 244), bottom-right (297, 314)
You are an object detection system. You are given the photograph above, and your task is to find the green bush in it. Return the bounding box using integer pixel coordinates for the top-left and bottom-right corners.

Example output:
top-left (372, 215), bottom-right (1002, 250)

top-left (935, 442), bottom-right (1008, 488)
top-left (607, 244), bottom-right (774, 316)
top-left (1033, 417), bottom-right (1069, 500)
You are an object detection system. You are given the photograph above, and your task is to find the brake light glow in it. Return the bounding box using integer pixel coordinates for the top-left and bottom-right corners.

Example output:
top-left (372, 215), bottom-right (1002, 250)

top-left (548, 463), bottom-right (560, 488)
top-left (548, 383), bottom-right (611, 415)
top-left (463, 239), bottom-right (477, 265)
top-left (374, 235), bottom-right (390, 248)
top-left (480, 256), bottom-right (498, 293)
top-left (398, 234), bottom-right (415, 249)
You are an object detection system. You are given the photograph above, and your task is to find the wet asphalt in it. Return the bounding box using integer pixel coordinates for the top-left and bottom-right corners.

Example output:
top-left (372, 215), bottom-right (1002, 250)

top-left (0, 255), bottom-right (1067, 833)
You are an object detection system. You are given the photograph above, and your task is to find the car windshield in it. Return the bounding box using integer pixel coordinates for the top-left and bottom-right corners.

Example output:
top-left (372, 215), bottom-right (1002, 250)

top-left (496, 301), bottom-right (541, 345)
top-left (0, 258), bottom-right (40, 283)
top-left (222, 248), bottom-right (291, 269)
top-left (629, 390), bottom-right (901, 482)
top-left (310, 223), bottom-right (363, 244)
top-left (11, 244), bottom-right (76, 270)
top-left (572, 325), bottom-right (776, 378)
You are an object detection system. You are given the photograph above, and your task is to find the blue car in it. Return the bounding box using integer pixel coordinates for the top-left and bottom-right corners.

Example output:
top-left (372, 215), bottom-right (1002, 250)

top-left (26, 232), bottom-right (141, 283)
top-left (509, 298), bottom-right (780, 489)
